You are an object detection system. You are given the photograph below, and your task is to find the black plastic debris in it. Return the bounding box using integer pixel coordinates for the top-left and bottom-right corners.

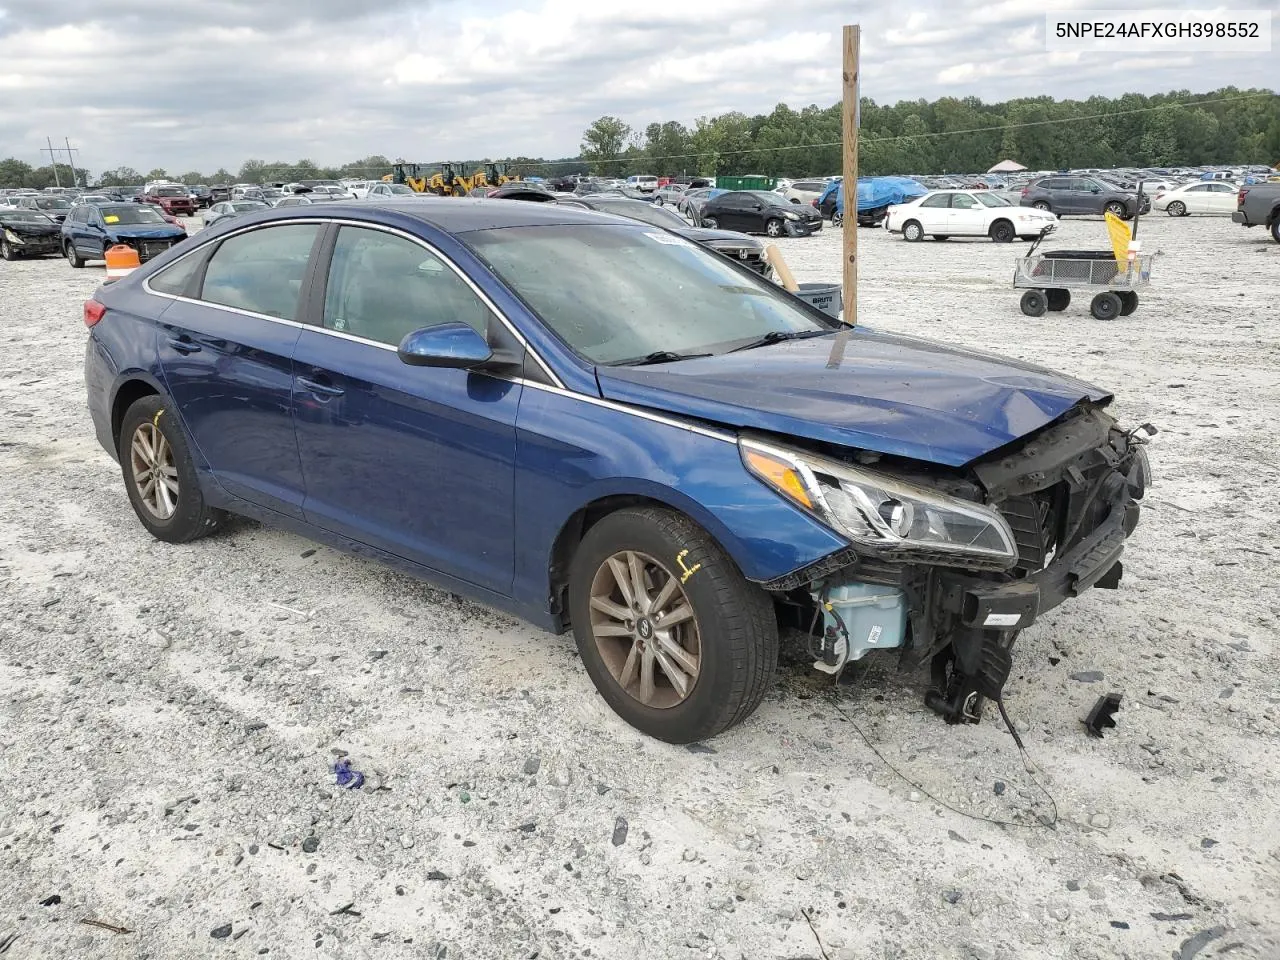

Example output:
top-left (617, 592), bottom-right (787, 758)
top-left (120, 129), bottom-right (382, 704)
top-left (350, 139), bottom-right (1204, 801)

top-left (39, 895), bottom-right (61, 907)
top-left (1176, 926), bottom-right (1225, 960)
top-left (1083, 692), bottom-right (1122, 738)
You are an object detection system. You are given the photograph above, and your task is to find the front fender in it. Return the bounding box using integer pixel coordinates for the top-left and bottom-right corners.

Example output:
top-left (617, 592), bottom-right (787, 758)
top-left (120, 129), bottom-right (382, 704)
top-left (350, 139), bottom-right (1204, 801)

top-left (512, 385), bottom-right (849, 614)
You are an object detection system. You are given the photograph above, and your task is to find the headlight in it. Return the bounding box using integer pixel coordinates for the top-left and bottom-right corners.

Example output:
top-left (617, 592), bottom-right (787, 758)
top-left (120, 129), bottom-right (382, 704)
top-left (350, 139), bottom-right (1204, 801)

top-left (783, 211), bottom-right (799, 220)
top-left (741, 438), bottom-right (1018, 567)
top-left (3, 229), bottom-right (23, 244)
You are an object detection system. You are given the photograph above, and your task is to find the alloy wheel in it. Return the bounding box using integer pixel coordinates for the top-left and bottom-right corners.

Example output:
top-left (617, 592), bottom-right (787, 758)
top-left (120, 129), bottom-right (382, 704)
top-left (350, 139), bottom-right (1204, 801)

top-left (129, 421), bottom-right (179, 520)
top-left (588, 550), bottom-right (701, 709)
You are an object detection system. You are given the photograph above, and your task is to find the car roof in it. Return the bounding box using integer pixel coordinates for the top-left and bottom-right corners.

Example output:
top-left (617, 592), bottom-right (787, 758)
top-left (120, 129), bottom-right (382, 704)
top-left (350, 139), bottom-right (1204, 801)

top-left (264, 197), bottom-right (641, 233)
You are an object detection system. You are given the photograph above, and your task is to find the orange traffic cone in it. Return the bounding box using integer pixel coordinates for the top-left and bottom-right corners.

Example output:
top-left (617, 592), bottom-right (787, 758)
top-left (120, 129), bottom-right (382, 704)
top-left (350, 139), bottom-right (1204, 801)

top-left (104, 244), bottom-right (141, 279)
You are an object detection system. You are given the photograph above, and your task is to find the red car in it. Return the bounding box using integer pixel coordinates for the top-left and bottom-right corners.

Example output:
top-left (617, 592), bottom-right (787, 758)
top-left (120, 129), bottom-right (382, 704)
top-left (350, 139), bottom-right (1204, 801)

top-left (139, 183), bottom-right (197, 217)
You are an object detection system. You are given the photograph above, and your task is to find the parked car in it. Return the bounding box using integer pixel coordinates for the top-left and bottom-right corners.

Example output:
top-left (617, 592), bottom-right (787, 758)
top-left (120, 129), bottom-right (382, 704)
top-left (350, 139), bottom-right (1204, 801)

top-left (82, 198), bottom-right (1152, 742)
top-left (1153, 181), bottom-right (1239, 217)
top-left (308, 185), bottom-right (353, 202)
top-left (140, 183), bottom-right (198, 217)
top-left (782, 180), bottom-right (827, 205)
top-left (652, 184), bottom-right (686, 206)
top-left (701, 190), bottom-right (822, 237)
top-left (489, 182), bottom-right (558, 202)
top-left (231, 185), bottom-right (266, 202)
top-left (348, 181), bottom-right (374, 199)
top-left (366, 182), bottom-right (419, 199)
top-left (886, 190), bottom-right (1058, 242)
top-left (77, 194), bottom-right (114, 205)
top-left (209, 185), bottom-right (232, 203)
top-left (61, 202), bottom-right (187, 267)
top-left (188, 185), bottom-right (213, 208)
top-left (676, 187), bottom-right (724, 221)
top-left (1231, 183), bottom-right (1280, 242)
top-left (625, 175), bottom-right (659, 193)
top-left (555, 195), bottom-right (772, 278)
top-left (16, 196), bottom-right (73, 222)
top-left (202, 200), bottom-right (271, 227)
top-left (1019, 176), bottom-right (1149, 219)
top-left (273, 195), bottom-right (314, 208)
top-left (0, 209), bottom-right (62, 260)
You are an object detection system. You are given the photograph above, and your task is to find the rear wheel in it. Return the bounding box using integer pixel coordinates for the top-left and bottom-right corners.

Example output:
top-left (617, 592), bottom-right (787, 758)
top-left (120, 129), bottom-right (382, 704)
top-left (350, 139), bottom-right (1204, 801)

top-left (1019, 290), bottom-right (1048, 317)
top-left (702, 217), bottom-right (718, 229)
top-left (831, 211), bottom-right (844, 227)
top-left (568, 507), bottom-right (778, 743)
top-left (65, 242), bottom-right (85, 269)
top-left (1032, 200), bottom-right (1051, 212)
top-left (1166, 200), bottom-right (1187, 217)
top-left (1271, 218), bottom-right (1280, 244)
top-left (1090, 291), bottom-right (1122, 321)
top-left (118, 395), bottom-right (225, 543)
top-left (1118, 291), bottom-right (1139, 316)
top-left (989, 220), bottom-right (1015, 243)
top-left (765, 218), bottom-right (784, 238)
top-left (902, 220), bottom-right (924, 242)
top-left (1046, 289), bottom-right (1071, 312)
top-left (1104, 200), bottom-right (1127, 218)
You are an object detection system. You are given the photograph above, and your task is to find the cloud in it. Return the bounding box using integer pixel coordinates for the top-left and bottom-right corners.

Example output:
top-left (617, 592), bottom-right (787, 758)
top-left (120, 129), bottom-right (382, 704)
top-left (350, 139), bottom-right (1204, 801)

top-left (0, 0), bottom-right (1272, 174)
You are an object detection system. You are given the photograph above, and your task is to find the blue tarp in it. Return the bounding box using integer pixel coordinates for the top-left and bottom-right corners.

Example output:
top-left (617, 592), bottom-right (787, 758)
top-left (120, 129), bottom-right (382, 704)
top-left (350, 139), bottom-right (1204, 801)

top-left (818, 176), bottom-right (928, 215)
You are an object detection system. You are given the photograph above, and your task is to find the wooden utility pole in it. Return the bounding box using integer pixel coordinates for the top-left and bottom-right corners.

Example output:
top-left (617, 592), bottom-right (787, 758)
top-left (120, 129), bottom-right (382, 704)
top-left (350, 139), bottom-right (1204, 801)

top-left (841, 25), bottom-right (859, 326)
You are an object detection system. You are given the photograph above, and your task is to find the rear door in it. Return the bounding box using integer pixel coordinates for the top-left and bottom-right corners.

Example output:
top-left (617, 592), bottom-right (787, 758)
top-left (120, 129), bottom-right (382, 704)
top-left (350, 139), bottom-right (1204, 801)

top-left (914, 192), bottom-right (952, 232)
top-left (291, 223), bottom-right (522, 595)
top-left (154, 222), bottom-right (322, 518)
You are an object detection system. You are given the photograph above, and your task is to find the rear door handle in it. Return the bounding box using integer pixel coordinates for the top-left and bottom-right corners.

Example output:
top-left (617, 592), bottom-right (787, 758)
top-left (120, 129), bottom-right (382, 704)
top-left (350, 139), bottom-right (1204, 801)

top-left (297, 376), bottom-right (345, 398)
top-left (167, 336), bottom-right (201, 354)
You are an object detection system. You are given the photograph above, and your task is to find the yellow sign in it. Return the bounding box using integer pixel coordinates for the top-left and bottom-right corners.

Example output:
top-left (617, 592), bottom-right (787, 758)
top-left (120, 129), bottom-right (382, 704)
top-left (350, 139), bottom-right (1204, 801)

top-left (103, 215), bottom-right (120, 224)
top-left (1103, 211), bottom-right (1131, 265)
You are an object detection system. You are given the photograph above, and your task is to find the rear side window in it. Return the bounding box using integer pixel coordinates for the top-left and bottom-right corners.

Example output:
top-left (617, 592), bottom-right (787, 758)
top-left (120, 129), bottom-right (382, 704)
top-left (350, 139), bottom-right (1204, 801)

top-left (322, 226), bottom-right (494, 346)
top-left (920, 194), bottom-right (951, 208)
top-left (200, 224), bottom-right (319, 320)
top-left (1040, 179), bottom-right (1066, 190)
top-left (148, 251), bottom-right (205, 297)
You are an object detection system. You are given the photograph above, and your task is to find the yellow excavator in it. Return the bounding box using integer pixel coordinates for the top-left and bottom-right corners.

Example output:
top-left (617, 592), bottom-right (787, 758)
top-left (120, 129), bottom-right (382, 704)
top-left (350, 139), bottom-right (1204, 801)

top-left (389, 161), bottom-right (520, 196)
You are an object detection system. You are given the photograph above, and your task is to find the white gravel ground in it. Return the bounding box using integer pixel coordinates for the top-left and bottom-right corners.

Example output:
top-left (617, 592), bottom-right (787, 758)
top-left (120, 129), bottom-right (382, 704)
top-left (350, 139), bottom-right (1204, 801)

top-left (1, 211), bottom-right (1278, 960)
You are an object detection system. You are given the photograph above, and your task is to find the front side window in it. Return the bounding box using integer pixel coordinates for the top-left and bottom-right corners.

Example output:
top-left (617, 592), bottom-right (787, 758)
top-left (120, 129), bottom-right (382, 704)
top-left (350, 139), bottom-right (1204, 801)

top-left (975, 192), bottom-right (1013, 207)
top-left (201, 224), bottom-right (320, 320)
top-left (322, 226), bottom-right (493, 347)
top-left (468, 224), bottom-right (835, 366)
top-left (951, 194), bottom-right (979, 210)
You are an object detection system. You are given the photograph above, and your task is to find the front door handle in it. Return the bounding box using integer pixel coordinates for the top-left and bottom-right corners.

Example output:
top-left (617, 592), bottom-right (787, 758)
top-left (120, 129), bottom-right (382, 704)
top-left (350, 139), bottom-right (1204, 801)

top-left (167, 336), bottom-right (201, 354)
top-left (297, 376), bottom-right (345, 398)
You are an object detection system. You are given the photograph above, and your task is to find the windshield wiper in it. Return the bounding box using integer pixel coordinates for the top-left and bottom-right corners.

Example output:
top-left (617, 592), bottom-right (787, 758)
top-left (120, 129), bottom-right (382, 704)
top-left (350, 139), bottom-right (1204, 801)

top-left (728, 329), bottom-right (833, 353)
top-left (611, 350), bottom-right (714, 367)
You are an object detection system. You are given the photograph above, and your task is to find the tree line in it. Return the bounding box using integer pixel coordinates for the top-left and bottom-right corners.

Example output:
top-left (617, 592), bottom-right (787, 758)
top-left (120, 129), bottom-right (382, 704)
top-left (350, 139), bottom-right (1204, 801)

top-left (0, 86), bottom-right (1274, 190)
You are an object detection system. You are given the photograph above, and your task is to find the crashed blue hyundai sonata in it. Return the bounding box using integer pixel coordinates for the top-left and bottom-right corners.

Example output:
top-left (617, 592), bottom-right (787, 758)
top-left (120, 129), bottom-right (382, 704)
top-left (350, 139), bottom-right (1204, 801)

top-left (83, 199), bottom-right (1151, 743)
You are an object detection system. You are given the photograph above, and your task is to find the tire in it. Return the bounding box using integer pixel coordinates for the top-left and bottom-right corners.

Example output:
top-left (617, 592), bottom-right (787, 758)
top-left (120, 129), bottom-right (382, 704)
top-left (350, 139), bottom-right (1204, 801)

top-left (1166, 201), bottom-right (1186, 217)
top-left (1271, 218), bottom-right (1280, 244)
top-left (765, 218), bottom-right (784, 238)
top-left (1118, 291), bottom-right (1139, 316)
top-left (989, 220), bottom-right (1015, 243)
top-left (831, 211), bottom-right (844, 228)
top-left (702, 217), bottom-right (718, 229)
top-left (1019, 290), bottom-right (1048, 317)
top-left (1032, 200), bottom-right (1051, 212)
top-left (1046, 289), bottom-right (1071, 312)
top-left (1104, 200), bottom-right (1127, 218)
top-left (1090, 292), bottom-right (1122, 321)
top-left (118, 395), bottom-right (225, 544)
top-left (902, 220), bottom-right (924, 242)
top-left (654, 197), bottom-right (663, 206)
top-left (0, 239), bottom-right (16, 261)
top-left (568, 506), bottom-right (778, 743)
top-left (65, 241), bottom-right (85, 269)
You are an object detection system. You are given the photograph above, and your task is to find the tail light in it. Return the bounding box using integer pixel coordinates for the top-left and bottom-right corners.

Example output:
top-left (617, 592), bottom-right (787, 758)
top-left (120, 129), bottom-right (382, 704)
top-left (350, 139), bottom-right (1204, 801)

top-left (1237, 188), bottom-right (1248, 206)
top-left (810, 199), bottom-right (818, 207)
top-left (1021, 187), bottom-right (1029, 197)
top-left (83, 298), bottom-right (106, 327)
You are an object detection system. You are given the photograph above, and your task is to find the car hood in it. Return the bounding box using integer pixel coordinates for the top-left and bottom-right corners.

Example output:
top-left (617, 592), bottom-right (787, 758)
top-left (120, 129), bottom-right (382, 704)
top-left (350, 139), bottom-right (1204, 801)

top-left (673, 226), bottom-right (761, 247)
top-left (595, 329), bottom-right (1111, 467)
top-left (4, 221), bottom-right (60, 237)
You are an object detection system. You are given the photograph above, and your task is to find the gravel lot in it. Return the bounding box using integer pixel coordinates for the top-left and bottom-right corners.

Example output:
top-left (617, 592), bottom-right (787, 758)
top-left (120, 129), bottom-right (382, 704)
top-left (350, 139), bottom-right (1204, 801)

top-left (1, 211), bottom-right (1278, 960)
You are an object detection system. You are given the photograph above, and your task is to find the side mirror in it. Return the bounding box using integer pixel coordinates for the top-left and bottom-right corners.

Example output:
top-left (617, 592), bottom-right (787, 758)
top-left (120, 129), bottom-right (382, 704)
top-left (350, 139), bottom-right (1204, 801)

top-left (1091, 188), bottom-right (1100, 194)
top-left (397, 322), bottom-right (492, 369)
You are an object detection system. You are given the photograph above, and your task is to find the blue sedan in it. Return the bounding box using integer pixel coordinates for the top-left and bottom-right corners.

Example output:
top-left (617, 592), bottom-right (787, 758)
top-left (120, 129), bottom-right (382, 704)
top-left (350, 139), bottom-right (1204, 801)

top-left (83, 199), bottom-right (1151, 742)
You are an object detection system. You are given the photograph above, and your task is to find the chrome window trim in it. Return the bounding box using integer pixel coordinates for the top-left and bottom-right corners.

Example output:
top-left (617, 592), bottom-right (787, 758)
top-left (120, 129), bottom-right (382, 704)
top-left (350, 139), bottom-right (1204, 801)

top-left (517, 378), bottom-right (735, 444)
top-left (141, 216), bottom-right (565, 388)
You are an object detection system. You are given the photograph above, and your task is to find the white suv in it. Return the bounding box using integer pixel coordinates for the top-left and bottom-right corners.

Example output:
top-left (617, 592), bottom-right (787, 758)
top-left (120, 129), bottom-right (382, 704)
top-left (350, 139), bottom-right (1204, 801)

top-left (626, 175), bottom-right (659, 193)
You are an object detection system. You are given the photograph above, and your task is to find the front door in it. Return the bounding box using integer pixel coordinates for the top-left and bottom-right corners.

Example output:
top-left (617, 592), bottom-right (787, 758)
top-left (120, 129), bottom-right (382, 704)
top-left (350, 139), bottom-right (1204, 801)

top-left (946, 192), bottom-right (984, 235)
top-left (156, 221), bottom-right (322, 518)
top-left (292, 224), bottom-right (521, 595)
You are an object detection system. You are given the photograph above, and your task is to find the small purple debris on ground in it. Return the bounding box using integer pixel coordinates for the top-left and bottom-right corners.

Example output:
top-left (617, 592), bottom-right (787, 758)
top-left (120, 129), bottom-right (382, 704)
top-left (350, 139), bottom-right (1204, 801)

top-left (334, 758), bottom-right (365, 790)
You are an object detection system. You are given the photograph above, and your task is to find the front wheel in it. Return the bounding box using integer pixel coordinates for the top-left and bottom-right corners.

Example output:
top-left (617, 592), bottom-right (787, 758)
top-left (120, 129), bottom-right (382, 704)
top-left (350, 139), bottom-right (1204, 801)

top-left (702, 217), bottom-right (718, 229)
top-left (118, 395), bottom-right (225, 543)
top-left (765, 218), bottom-right (784, 238)
top-left (989, 220), bottom-right (1015, 243)
top-left (1020, 290), bottom-right (1048, 317)
top-left (1271, 219), bottom-right (1280, 244)
top-left (902, 219), bottom-right (924, 242)
top-left (0, 239), bottom-right (16, 261)
top-left (568, 507), bottom-right (778, 743)
top-left (831, 211), bottom-right (844, 227)
top-left (65, 242), bottom-right (85, 268)
top-left (1166, 201), bottom-right (1187, 217)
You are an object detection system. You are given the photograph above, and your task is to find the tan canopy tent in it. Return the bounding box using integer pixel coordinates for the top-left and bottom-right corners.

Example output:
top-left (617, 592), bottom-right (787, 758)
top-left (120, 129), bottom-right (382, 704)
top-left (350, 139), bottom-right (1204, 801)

top-left (988, 159), bottom-right (1027, 173)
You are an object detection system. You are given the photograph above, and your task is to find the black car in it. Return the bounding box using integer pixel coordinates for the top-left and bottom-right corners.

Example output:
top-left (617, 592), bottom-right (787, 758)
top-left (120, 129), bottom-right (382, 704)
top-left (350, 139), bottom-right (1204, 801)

top-left (0, 209), bottom-right (62, 259)
top-left (1019, 176), bottom-right (1150, 220)
top-left (557, 195), bottom-right (773, 278)
top-left (16, 196), bottom-right (73, 223)
top-left (188, 184), bottom-right (213, 208)
top-left (701, 190), bottom-right (822, 237)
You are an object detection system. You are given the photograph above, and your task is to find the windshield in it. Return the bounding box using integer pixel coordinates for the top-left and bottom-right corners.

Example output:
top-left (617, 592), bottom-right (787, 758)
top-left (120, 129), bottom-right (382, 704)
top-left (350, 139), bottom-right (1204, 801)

top-left (974, 193), bottom-right (1013, 207)
top-left (153, 187), bottom-right (187, 197)
top-left (467, 224), bottom-right (835, 365)
top-left (98, 205), bottom-right (166, 224)
top-left (0, 211), bottom-right (54, 224)
top-left (592, 201), bottom-right (687, 229)
top-left (386, 184), bottom-right (416, 195)
top-left (37, 198), bottom-right (72, 210)
top-left (749, 191), bottom-right (789, 207)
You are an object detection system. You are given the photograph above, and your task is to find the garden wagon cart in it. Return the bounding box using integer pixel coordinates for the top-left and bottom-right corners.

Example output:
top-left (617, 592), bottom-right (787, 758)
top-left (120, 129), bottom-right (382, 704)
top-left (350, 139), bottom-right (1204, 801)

top-left (1013, 230), bottom-right (1156, 320)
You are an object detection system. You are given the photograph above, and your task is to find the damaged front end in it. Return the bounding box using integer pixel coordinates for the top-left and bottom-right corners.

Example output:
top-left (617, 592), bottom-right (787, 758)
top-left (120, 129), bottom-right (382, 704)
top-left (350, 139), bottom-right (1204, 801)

top-left (745, 404), bottom-right (1153, 723)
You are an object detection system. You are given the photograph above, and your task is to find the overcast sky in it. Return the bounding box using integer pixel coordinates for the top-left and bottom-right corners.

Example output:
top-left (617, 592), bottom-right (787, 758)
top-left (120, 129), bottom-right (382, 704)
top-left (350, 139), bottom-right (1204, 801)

top-left (0, 0), bottom-right (1275, 174)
